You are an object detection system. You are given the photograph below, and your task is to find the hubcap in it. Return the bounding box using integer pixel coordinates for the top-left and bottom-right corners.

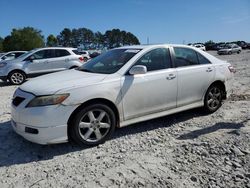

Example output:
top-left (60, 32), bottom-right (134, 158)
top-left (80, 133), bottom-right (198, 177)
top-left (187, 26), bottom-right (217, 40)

top-left (207, 87), bottom-right (221, 110)
top-left (11, 73), bottom-right (24, 84)
top-left (78, 109), bottom-right (111, 142)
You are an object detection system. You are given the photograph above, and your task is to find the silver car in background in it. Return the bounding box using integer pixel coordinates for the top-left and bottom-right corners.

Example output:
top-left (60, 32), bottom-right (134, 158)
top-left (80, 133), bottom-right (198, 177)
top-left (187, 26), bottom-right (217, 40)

top-left (0, 51), bottom-right (27, 61)
top-left (0, 47), bottom-right (84, 84)
top-left (217, 44), bottom-right (241, 55)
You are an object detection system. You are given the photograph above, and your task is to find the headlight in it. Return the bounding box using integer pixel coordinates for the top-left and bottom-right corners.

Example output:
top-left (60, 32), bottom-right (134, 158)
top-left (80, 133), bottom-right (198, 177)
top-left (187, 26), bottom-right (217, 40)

top-left (0, 62), bottom-right (7, 68)
top-left (26, 94), bottom-right (69, 107)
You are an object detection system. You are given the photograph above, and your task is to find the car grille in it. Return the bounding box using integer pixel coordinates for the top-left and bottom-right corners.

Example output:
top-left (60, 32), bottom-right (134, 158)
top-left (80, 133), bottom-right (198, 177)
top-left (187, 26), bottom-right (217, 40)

top-left (12, 96), bottom-right (25, 107)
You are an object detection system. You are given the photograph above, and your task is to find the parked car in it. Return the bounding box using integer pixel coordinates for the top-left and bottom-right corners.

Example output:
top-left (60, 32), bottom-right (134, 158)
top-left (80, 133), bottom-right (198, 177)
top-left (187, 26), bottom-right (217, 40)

top-left (0, 47), bottom-right (84, 84)
top-left (11, 44), bottom-right (234, 145)
top-left (90, 51), bottom-right (101, 58)
top-left (192, 44), bottom-right (206, 51)
top-left (217, 44), bottom-right (241, 55)
top-left (0, 51), bottom-right (27, 61)
top-left (74, 50), bottom-right (90, 61)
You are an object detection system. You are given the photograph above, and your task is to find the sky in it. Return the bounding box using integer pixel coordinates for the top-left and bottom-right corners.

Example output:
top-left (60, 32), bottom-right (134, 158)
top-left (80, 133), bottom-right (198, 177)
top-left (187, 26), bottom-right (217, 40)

top-left (0, 0), bottom-right (249, 44)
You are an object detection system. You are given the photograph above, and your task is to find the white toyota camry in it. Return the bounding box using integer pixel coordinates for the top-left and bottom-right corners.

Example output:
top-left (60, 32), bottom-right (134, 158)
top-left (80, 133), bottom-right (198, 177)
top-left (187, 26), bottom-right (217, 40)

top-left (11, 44), bottom-right (234, 146)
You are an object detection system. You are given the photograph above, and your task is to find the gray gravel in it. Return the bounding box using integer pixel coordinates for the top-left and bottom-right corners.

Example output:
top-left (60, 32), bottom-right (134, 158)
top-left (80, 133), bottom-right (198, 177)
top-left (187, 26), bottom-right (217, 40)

top-left (0, 50), bottom-right (249, 188)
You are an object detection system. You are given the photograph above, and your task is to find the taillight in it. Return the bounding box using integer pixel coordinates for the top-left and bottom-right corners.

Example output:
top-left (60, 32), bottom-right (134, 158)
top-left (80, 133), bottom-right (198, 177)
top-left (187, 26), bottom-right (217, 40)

top-left (228, 65), bottom-right (236, 73)
top-left (79, 57), bottom-right (84, 62)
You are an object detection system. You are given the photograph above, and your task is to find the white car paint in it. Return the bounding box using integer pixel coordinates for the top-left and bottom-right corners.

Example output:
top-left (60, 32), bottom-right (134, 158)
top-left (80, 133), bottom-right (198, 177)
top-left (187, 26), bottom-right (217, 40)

top-left (11, 44), bottom-right (233, 144)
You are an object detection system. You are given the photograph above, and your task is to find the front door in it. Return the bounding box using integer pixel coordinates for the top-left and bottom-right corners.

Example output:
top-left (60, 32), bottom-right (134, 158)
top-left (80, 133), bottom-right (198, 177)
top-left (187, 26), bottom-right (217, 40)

top-left (121, 48), bottom-right (178, 120)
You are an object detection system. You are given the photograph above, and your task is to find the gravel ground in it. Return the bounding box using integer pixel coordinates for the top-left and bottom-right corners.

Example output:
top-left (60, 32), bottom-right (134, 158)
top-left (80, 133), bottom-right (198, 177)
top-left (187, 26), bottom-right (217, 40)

top-left (0, 51), bottom-right (249, 188)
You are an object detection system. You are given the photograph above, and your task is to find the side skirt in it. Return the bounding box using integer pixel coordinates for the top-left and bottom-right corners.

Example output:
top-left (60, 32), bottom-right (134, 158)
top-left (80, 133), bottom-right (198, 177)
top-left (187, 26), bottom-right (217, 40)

top-left (119, 101), bottom-right (203, 127)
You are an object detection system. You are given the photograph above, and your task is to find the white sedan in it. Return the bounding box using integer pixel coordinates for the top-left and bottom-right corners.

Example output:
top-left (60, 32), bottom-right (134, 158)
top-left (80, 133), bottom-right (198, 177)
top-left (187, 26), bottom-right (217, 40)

top-left (11, 44), bottom-right (234, 145)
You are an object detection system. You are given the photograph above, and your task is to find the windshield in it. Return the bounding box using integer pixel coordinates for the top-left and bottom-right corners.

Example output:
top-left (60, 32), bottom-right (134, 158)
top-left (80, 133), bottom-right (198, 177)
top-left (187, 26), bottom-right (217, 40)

top-left (78, 48), bottom-right (141, 74)
top-left (16, 49), bottom-right (36, 59)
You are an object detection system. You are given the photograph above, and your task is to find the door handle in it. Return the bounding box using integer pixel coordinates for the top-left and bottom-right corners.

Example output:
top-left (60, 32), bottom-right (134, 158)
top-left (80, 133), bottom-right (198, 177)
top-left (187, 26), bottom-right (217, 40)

top-left (206, 67), bottom-right (213, 72)
top-left (166, 74), bottom-right (176, 80)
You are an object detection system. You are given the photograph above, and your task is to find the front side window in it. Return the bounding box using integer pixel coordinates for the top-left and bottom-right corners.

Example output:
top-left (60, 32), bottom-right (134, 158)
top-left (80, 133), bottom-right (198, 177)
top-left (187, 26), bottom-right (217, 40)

top-left (134, 48), bottom-right (171, 71)
top-left (78, 49), bottom-right (141, 74)
top-left (173, 47), bottom-right (199, 67)
top-left (31, 50), bottom-right (53, 60)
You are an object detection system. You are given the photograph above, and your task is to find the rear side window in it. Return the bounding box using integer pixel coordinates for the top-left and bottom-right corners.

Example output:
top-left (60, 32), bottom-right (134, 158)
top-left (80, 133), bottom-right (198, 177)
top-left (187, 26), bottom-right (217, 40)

top-left (134, 48), bottom-right (172, 71)
top-left (55, 49), bottom-right (70, 57)
top-left (173, 47), bottom-right (199, 67)
top-left (197, 52), bottom-right (211, 64)
top-left (72, 50), bottom-right (81, 55)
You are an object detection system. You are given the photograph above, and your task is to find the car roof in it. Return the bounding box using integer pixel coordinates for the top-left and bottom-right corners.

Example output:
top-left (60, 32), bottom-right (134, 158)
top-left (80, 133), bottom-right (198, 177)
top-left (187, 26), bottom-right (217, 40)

top-left (35, 47), bottom-right (77, 50)
top-left (118, 44), bottom-right (198, 50)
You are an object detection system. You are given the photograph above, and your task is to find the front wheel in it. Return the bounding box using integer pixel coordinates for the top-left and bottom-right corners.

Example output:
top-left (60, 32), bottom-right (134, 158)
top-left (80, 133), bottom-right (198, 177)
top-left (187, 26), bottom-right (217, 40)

top-left (69, 104), bottom-right (116, 146)
top-left (8, 71), bottom-right (26, 85)
top-left (204, 85), bottom-right (223, 113)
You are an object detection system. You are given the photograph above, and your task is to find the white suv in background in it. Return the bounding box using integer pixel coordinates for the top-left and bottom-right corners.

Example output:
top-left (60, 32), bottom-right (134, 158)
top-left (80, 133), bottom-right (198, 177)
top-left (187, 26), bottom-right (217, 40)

top-left (0, 47), bottom-right (84, 84)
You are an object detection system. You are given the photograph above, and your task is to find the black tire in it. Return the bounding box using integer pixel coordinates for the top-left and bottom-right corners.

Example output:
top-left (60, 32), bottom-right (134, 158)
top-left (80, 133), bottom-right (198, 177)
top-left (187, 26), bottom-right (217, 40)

top-left (83, 57), bottom-right (88, 62)
top-left (68, 103), bottom-right (116, 146)
top-left (237, 50), bottom-right (241, 54)
top-left (8, 71), bottom-right (26, 85)
top-left (204, 85), bottom-right (223, 113)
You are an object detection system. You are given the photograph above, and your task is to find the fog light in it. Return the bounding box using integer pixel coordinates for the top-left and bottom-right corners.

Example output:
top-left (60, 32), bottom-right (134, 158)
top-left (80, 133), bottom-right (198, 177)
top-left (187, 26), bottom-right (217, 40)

top-left (25, 127), bottom-right (39, 134)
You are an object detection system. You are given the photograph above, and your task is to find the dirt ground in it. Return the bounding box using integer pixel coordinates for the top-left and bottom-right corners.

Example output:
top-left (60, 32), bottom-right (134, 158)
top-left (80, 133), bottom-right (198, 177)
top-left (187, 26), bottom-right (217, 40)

top-left (0, 50), bottom-right (249, 188)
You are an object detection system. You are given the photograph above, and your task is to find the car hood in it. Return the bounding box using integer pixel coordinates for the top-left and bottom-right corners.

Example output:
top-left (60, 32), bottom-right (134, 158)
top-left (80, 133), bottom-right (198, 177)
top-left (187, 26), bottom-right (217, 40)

top-left (20, 70), bottom-right (108, 95)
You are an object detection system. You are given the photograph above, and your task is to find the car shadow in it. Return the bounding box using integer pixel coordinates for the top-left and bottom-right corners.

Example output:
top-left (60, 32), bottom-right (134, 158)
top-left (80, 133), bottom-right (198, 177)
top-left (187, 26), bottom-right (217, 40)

top-left (0, 108), bottom-right (245, 167)
top-left (177, 121), bottom-right (245, 140)
top-left (0, 81), bottom-right (11, 87)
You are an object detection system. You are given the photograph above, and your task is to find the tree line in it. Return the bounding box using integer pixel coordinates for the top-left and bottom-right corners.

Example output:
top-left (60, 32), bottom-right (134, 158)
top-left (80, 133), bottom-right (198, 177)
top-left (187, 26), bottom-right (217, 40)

top-left (0, 27), bottom-right (140, 52)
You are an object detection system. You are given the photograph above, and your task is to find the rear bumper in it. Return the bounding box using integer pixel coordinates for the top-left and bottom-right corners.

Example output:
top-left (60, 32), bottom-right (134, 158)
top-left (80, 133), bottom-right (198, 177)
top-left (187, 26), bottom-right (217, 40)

top-left (11, 120), bottom-right (68, 145)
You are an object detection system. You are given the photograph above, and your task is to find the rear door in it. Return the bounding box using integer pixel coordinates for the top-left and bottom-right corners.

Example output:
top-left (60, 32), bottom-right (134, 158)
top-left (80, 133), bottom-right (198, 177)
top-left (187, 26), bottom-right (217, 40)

top-left (172, 47), bottom-right (215, 107)
top-left (51, 49), bottom-right (72, 70)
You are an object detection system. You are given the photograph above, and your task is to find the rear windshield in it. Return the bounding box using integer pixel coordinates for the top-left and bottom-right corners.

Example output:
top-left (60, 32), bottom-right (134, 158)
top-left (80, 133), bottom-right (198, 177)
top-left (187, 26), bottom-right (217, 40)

top-left (72, 50), bottom-right (82, 55)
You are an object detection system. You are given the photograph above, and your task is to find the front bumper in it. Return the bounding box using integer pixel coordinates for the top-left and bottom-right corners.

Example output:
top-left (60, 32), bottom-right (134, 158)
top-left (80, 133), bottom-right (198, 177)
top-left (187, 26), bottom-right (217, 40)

top-left (11, 88), bottom-right (78, 145)
top-left (11, 120), bottom-right (68, 144)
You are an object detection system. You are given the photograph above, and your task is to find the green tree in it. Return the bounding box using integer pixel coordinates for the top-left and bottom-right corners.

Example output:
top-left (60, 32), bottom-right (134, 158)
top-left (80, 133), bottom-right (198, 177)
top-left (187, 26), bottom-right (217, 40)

top-left (0, 37), bottom-right (3, 52)
top-left (57, 28), bottom-right (72, 47)
top-left (2, 27), bottom-right (44, 51)
top-left (46, 34), bottom-right (58, 47)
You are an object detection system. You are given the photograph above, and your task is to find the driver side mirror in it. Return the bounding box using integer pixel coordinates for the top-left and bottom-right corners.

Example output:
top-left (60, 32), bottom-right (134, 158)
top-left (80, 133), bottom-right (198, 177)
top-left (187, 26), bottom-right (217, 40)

top-left (129, 65), bottom-right (147, 75)
top-left (29, 55), bottom-right (35, 62)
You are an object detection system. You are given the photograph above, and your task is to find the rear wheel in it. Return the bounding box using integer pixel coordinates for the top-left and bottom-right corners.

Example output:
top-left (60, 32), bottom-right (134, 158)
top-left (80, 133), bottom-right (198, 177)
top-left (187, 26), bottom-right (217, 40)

top-left (83, 57), bottom-right (88, 62)
top-left (237, 50), bottom-right (241, 54)
top-left (69, 104), bottom-right (116, 146)
top-left (8, 71), bottom-right (26, 85)
top-left (204, 85), bottom-right (223, 113)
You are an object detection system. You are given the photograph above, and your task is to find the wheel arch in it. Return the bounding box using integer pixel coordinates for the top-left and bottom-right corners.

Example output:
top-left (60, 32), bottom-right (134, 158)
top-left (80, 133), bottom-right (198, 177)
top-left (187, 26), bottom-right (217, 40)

top-left (206, 80), bottom-right (226, 100)
top-left (67, 98), bottom-right (120, 136)
top-left (7, 69), bottom-right (27, 78)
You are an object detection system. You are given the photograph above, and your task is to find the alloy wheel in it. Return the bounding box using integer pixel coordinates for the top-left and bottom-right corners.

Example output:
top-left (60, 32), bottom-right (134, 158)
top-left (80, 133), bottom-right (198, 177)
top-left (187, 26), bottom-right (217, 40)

top-left (10, 72), bottom-right (24, 85)
top-left (207, 87), bottom-right (222, 110)
top-left (78, 109), bottom-right (111, 142)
